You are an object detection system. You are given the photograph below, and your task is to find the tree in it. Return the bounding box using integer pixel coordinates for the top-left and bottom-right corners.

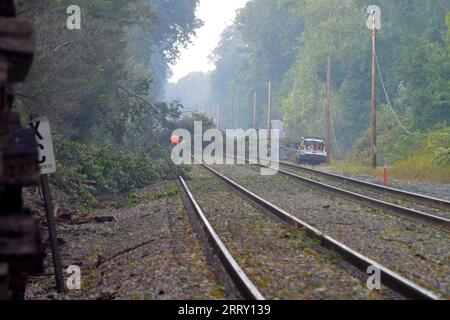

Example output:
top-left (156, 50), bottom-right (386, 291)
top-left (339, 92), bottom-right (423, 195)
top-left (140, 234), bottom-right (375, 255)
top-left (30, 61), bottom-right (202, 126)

top-left (15, 0), bottom-right (202, 147)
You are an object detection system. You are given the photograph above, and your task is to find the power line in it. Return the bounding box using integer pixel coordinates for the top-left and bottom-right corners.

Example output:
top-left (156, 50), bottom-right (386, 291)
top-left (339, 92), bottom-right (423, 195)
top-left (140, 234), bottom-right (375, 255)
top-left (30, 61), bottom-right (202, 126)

top-left (375, 52), bottom-right (414, 135)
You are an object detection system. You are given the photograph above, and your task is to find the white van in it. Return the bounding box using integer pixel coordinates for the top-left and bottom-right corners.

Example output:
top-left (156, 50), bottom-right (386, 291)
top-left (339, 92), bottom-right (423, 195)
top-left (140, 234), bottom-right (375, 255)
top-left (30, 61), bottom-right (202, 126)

top-left (297, 138), bottom-right (328, 164)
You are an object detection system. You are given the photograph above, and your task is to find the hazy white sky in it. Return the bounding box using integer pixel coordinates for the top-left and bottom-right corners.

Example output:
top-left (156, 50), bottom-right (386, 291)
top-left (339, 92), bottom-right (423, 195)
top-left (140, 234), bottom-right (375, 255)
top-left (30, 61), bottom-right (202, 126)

top-left (169, 0), bottom-right (249, 83)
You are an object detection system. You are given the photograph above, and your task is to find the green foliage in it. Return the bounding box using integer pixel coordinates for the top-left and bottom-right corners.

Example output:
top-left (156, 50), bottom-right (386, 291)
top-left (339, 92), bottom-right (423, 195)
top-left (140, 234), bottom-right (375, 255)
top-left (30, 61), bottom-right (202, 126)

top-left (52, 135), bottom-right (189, 210)
top-left (125, 185), bottom-right (180, 208)
top-left (126, 193), bottom-right (142, 208)
top-left (428, 127), bottom-right (450, 165)
top-left (433, 148), bottom-right (450, 165)
top-left (210, 0), bottom-right (303, 129)
top-left (155, 186), bottom-right (180, 199)
top-left (209, 0), bottom-right (450, 165)
top-left (16, 0), bottom-right (202, 146)
top-left (351, 112), bottom-right (450, 167)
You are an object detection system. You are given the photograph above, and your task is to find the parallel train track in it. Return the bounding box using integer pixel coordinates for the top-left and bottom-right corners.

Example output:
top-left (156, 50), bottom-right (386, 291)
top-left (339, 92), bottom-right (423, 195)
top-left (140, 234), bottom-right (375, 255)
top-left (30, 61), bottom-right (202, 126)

top-left (239, 157), bottom-right (450, 230)
top-left (278, 160), bottom-right (450, 213)
top-left (178, 162), bottom-right (442, 300)
top-left (178, 176), bottom-right (265, 300)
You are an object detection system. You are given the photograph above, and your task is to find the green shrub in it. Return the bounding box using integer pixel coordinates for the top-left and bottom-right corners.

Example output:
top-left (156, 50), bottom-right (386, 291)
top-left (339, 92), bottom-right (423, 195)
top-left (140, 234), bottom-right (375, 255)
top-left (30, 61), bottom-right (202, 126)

top-left (350, 114), bottom-right (450, 167)
top-left (433, 147), bottom-right (450, 165)
top-left (51, 135), bottom-right (189, 210)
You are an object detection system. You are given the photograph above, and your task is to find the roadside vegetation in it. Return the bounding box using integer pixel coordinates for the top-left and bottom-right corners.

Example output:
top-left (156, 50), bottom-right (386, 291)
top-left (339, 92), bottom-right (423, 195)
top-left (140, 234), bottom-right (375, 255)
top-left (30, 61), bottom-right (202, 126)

top-left (52, 136), bottom-right (190, 210)
top-left (14, 1), bottom-right (206, 210)
top-left (331, 157), bottom-right (450, 183)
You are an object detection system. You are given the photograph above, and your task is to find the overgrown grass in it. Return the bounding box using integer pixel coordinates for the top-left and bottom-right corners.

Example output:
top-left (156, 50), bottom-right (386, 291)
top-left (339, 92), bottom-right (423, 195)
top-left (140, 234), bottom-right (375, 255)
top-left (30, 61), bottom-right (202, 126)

top-left (330, 153), bottom-right (450, 183)
top-left (125, 185), bottom-right (180, 208)
top-left (343, 124), bottom-right (450, 183)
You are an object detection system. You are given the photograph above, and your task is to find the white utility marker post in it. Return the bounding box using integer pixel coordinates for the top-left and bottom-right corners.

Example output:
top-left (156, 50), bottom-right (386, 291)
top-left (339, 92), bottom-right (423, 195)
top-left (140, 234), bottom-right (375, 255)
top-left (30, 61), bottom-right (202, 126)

top-left (28, 116), bottom-right (64, 293)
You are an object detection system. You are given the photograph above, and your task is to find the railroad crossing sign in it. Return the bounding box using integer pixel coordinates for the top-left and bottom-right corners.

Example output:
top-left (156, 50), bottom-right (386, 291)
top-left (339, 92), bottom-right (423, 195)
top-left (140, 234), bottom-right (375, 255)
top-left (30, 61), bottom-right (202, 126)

top-left (29, 116), bottom-right (56, 175)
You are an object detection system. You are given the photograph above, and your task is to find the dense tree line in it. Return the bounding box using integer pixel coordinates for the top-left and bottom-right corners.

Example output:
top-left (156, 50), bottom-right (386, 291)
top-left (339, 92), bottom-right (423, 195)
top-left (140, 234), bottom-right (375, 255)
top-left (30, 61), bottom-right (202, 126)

top-left (208, 0), bottom-right (449, 164)
top-left (15, 0), bottom-right (201, 148)
top-left (12, 0), bottom-right (204, 203)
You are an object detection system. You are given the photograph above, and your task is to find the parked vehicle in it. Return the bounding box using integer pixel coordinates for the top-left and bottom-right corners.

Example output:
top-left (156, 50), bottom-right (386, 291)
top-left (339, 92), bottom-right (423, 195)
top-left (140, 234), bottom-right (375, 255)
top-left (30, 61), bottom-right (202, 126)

top-left (297, 138), bottom-right (327, 164)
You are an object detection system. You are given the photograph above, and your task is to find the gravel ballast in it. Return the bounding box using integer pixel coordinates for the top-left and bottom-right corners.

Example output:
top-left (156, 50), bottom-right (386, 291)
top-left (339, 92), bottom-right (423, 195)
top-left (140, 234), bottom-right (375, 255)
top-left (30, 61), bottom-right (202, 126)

top-left (187, 166), bottom-right (400, 300)
top-left (209, 164), bottom-right (449, 298)
top-left (318, 165), bottom-right (450, 202)
top-left (278, 163), bottom-right (450, 219)
top-left (25, 181), bottom-right (227, 300)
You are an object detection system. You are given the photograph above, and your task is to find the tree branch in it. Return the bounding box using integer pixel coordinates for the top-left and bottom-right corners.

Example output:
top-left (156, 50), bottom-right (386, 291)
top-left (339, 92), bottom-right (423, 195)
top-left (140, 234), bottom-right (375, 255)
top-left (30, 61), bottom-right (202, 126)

top-left (118, 86), bottom-right (162, 115)
top-left (53, 42), bottom-right (80, 52)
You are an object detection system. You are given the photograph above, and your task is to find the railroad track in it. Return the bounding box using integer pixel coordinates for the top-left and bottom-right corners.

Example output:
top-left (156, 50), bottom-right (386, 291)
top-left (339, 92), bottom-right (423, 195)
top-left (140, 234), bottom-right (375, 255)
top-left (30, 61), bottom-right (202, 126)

top-left (238, 157), bottom-right (449, 230)
top-left (179, 163), bottom-right (441, 300)
top-left (178, 176), bottom-right (265, 300)
top-left (279, 160), bottom-right (450, 215)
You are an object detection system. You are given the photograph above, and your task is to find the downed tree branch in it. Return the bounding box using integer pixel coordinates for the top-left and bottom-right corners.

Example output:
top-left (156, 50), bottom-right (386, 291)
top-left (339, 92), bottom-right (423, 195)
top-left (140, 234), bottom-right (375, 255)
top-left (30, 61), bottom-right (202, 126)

top-left (118, 86), bottom-right (162, 115)
top-left (96, 238), bottom-right (158, 267)
top-left (81, 179), bottom-right (97, 186)
top-left (118, 86), bottom-right (180, 121)
top-left (53, 42), bottom-right (80, 52)
top-left (16, 92), bottom-right (42, 104)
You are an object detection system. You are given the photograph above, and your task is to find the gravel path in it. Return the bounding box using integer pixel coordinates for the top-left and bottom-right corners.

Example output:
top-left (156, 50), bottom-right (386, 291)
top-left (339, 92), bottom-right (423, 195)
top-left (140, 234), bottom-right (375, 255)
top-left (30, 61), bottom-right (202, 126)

top-left (25, 181), bottom-right (226, 300)
top-left (279, 163), bottom-right (450, 219)
top-left (187, 166), bottom-right (400, 300)
top-left (209, 164), bottom-right (450, 298)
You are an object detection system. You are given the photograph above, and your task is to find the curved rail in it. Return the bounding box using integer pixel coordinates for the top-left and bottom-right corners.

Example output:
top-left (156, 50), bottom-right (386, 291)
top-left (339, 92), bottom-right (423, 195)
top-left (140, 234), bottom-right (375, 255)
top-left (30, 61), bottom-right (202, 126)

top-left (178, 176), bottom-right (265, 300)
top-left (200, 164), bottom-right (441, 300)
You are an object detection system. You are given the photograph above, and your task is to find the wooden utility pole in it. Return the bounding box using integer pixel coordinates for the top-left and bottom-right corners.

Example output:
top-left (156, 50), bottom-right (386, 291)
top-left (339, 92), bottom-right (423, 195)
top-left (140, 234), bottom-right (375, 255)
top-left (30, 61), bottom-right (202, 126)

top-left (325, 56), bottom-right (332, 163)
top-left (253, 92), bottom-right (257, 129)
top-left (267, 82), bottom-right (272, 148)
top-left (371, 15), bottom-right (377, 168)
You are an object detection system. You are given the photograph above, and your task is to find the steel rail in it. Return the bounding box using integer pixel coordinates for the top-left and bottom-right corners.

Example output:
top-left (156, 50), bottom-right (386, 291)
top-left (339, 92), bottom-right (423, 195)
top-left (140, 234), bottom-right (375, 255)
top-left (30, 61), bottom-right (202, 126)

top-left (279, 160), bottom-right (450, 211)
top-left (230, 156), bottom-right (449, 229)
top-left (200, 163), bottom-right (441, 300)
top-left (265, 164), bottom-right (450, 230)
top-left (178, 176), bottom-right (265, 300)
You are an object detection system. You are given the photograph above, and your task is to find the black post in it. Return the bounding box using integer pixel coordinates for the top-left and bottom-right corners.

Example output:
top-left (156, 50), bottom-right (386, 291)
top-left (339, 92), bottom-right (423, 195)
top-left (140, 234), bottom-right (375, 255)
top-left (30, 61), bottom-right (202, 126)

top-left (40, 174), bottom-right (65, 293)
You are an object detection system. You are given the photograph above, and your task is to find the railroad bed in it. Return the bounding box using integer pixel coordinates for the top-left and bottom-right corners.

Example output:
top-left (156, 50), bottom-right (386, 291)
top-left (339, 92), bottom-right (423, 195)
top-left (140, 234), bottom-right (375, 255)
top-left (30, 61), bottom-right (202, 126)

top-left (278, 161), bottom-right (450, 221)
top-left (180, 166), bottom-right (400, 299)
top-left (179, 164), bottom-right (448, 299)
